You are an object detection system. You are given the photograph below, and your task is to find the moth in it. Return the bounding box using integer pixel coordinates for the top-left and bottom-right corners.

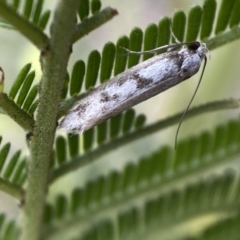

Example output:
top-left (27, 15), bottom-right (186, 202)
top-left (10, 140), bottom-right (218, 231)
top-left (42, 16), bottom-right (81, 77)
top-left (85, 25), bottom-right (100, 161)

top-left (59, 41), bottom-right (208, 135)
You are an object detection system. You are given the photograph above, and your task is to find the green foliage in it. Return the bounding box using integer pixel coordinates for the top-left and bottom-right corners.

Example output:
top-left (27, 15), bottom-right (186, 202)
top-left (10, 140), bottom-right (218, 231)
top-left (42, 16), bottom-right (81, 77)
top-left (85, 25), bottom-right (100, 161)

top-left (200, 0), bottom-right (217, 40)
top-left (51, 109), bottom-right (146, 171)
top-left (0, 0), bottom-right (240, 240)
top-left (0, 0), bottom-right (50, 30)
top-left (0, 214), bottom-right (20, 240)
top-left (8, 63), bottom-right (38, 115)
top-left (0, 139), bottom-right (26, 186)
top-left (186, 6), bottom-right (202, 42)
top-left (143, 24), bottom-right (158, 60)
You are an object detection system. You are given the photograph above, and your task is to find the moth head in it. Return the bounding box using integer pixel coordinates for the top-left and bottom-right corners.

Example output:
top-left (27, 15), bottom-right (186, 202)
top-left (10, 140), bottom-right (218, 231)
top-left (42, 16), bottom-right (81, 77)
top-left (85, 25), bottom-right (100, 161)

top-left (196, 42), bottom-right (208, 60)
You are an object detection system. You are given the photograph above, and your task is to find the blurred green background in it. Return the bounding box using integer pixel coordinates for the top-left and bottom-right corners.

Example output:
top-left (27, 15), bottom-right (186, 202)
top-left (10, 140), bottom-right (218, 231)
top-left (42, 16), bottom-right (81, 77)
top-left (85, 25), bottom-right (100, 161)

top-left (0, 0), bottom-right (240, 233)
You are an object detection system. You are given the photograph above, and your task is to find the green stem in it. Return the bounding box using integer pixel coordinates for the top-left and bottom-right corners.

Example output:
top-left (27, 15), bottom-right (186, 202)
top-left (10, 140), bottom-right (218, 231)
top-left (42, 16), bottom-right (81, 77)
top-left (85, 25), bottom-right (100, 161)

top-left (20, 1), bottom-right (79, 240)
top-left (0, 177), bottom-right (24, 200)
top-left (0, 93), bottom-right (34, 132)
top-left (44, 179), bottom-right (240, 239)
top-left (72, 7), bottom-right (118, 43)
top-left (49, 98), bottom-right (240, 183)
top-left (0, 1), bottom-right (49, 50)
top-left (206, 26), bottom-right (240, 50)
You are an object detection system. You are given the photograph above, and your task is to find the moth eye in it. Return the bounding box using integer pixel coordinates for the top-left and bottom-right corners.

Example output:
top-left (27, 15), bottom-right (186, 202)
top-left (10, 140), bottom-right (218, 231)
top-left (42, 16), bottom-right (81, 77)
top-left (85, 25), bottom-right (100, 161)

top-left (188, 42), bottom-right (200, 51)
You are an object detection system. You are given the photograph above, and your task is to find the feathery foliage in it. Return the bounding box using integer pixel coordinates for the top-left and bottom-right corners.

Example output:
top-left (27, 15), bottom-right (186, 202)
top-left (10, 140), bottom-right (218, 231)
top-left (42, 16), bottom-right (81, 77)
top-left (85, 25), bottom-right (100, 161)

top-left (0, 0), bottom-right (240, 239)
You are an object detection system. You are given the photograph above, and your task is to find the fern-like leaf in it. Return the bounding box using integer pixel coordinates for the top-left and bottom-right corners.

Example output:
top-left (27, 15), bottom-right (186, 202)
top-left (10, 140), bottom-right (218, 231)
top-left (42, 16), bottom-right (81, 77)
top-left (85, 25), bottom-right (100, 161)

top-left (0, 136), bottom-right (25, 199)
top-left (0, 213), bottom-right (20, 240)
top-left (43, 168), bottom-right (240, 240)
top-left (0, 0), bottom-right (50, 30)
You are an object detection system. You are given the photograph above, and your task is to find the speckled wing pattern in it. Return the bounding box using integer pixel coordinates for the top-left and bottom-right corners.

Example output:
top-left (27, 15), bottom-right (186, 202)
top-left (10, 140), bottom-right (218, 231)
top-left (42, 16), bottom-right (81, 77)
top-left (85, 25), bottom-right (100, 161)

top-left (59, 42), bottom-right (208, 134)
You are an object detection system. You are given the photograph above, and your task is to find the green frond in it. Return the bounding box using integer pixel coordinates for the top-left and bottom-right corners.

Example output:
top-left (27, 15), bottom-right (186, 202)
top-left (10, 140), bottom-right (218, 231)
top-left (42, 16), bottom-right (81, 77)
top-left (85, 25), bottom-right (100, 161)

top-left (85, 50), bottom-right (101, 90)
top-left (74, 0), bottom-right (116, 44)
top-left (172, 10), bottom-right (186, 42)
top-left (70, 61), bottom-right (85, 96)
top-left (51, 110), bottom-right (146, 174)
top-left (143, 24), bottom-right (158, 61)
top-left (186, 6), bottom-right (203, 42)
top-left (109, 113), bottom-right (122, 138)
top-left (0, 141), bottom-right (10, 171)
top-left (0, 214), bottom-right (19, 240)
top-left (114, 36), bottom-right (129, 76)
top-left (72, 7), bottom-right (118, 43)
top-left (0, 137), bottom-right (25, 199)
top-left (77, 0), bottom-right (102, 21)
top-left (229, 0), bottom-right (240, 28)
top-left (0, 63), bottom-right (36, 131)
top-left (23, 0), bottom-right (34, 20)
top-left (8, 63), bottom-right (38, 115)
top-left (96, 121), bottom-right (108, 144)
top-left (48, 115), bottom-right (240, 237)
top-left (91, 0), bottom-right (101, 14)
top-left (55, 194), bottom-right (68, 219)
top-left (83, 128), bottom-right (94, 151)
top-left (0, 0), bottom-right (50, 31)
top-left (55, 136), bottom-right (67, 165)
top-left (52, 98), bottom-right (240, 183)
top-left (1, 1), bottom-right (240, 239)
top-left (43, 168), bottom-right (240, 240)
top-left (0, 144), bottom-right (27, 187)
top-left (3, 150), bottom-right (21, 179)
top-left (32, 0), bottom-right (43, 24)
top-left (22, 84), bottom-right (38, 112)
top-left (37, 9), bottom-right (50, 30)
top-left (27, 98), bottom-right (38, 115)
top-left (78, 0), bottom-right (90, 21)
top-left (157, 17), bottom-right (171, 53)
top-left (122, 109), bottom-right (135, 133)
top-left (16, 71), bottom-right (35, 107)
top-left (100, 42), bottom-right (116, 83)
top-left (128, 27), bottom-right (143, 68)
top-left (215, 0), bottom-right (236, 34)
top-left (79, 220), bottom-right (114, 240)
top-left (134, 114), bottom-right (146, 129)
top-left (67, 133), bottom-right (79, 158)
top-left (9, 63), bottom-right (32, 100)
top-left (61, 73), bottom-right (70, 100)
top-left (200, 0), bottom-right (217, 40)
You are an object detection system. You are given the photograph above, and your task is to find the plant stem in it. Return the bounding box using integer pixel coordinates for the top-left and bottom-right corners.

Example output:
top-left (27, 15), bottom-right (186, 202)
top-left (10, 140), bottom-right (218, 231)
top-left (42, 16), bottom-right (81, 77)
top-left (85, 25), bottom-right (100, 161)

top-left (206, 26), bottom-right (240, 50)
top-left (0, 1), bottom-right (49, 50)
top-left (20, 1), bottom-right (79, 240)
top-left (72, 7), bottom-right (118, 43)
top-left (0, 177), bottom-right (24, 200)
top-left (0, 93), bottom-right (34, 132)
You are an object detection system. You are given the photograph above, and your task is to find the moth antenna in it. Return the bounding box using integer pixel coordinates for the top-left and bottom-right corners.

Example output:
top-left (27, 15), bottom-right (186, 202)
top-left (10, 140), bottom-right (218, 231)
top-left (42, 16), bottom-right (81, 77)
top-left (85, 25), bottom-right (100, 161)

top-left (120, 41), bottom-right (195, 56)
top-left (120, 21), bottom-right (197, 57)
top-left (169, 24), bottom-right (181, 44)
top-left (175, 55), bottom-right (208, 150)
top-left (168, 18), bottom-right (183, 45)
